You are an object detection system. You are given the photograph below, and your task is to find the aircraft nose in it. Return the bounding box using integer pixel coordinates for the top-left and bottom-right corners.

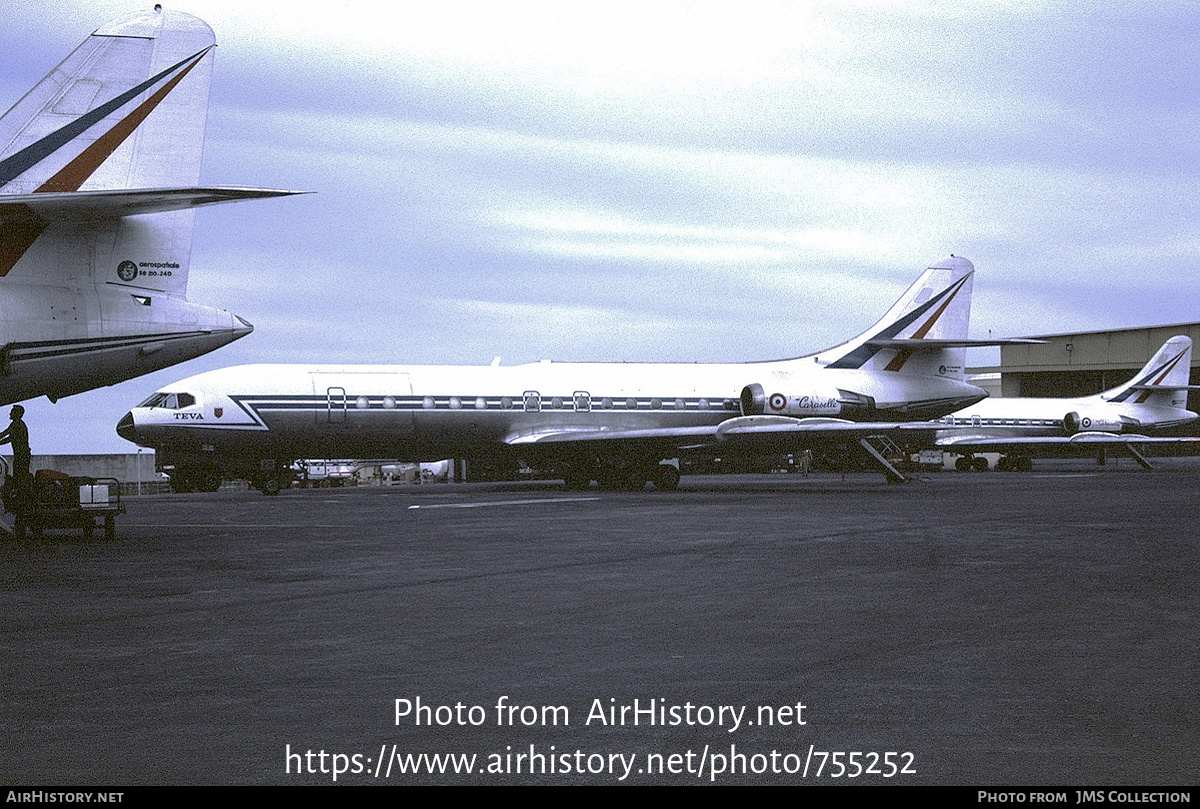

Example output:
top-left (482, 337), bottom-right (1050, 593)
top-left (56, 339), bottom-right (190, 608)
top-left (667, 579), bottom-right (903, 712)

top-left (116, 411), bottom-right (136, 442)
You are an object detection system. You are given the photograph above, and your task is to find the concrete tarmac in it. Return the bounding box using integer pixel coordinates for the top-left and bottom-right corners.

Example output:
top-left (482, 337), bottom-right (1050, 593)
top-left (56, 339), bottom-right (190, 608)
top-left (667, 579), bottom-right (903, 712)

top-left (2, 465), bottom-right (1197, 785)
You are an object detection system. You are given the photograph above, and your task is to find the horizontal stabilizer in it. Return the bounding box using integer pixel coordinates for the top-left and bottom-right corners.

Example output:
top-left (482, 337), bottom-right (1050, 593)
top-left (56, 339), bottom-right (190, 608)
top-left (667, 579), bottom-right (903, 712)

top-left (867, 338), bottom-right (1044, 349)
top-left (0, 187), bottom-right (308, 221)
top-left (1127, 383), bottom-right (1200, 392)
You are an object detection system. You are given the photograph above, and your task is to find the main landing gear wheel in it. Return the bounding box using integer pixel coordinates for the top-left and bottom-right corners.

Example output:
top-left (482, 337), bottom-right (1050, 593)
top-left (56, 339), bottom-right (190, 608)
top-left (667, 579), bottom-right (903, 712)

top-left (996, 454), bottom-right (1032, 472)
top-left (955, 455), bottom-right (990, 472)
top-left (653, 463), bottom-right (680, 491)
top-left (198, 469), bottom-right (222, 493)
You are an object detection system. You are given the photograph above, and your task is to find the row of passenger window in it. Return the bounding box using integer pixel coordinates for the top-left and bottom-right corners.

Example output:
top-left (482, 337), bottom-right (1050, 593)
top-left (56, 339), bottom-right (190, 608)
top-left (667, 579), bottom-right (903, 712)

top-left (939, 416), bottom-right (1061, 427)
top-left (337, 393), bottom-right (739, 412)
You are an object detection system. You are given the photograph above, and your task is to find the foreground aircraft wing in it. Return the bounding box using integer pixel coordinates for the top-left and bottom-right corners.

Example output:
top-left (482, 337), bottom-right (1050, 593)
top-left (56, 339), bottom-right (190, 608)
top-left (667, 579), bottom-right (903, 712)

top-left (0, 187), bottom-right (307, 221)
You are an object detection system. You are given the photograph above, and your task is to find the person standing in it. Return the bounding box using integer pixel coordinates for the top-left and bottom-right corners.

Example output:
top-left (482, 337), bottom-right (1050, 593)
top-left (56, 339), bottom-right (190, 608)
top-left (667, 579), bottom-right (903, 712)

top-left (0, 404), bottom-right (31, 486)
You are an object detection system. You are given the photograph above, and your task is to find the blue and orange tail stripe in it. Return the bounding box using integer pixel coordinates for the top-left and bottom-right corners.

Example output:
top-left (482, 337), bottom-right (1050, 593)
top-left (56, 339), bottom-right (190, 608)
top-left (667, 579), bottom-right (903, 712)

top-left (1107, 347), bottom-right (1189, 404)
top-left (882, 277), bottom-right (968, 372)
top-left (826, 273), bottom-right (971, 370)
top-left (0, 46), bottom-right (213, 276)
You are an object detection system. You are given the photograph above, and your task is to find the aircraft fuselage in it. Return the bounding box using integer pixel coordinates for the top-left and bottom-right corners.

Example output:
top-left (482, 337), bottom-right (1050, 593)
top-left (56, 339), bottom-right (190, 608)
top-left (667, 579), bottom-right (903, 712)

top-left (0, 279), bottom-right (251, 404)
top-left (119, 358), bottom-right (986, 475)
top-left (936, 395), bottom-right (1195, 440)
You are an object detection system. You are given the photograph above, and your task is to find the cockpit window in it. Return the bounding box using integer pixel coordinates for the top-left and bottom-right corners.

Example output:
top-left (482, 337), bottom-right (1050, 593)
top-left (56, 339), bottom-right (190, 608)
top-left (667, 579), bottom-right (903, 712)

top-left (138, 392), bottom-right (196, 409)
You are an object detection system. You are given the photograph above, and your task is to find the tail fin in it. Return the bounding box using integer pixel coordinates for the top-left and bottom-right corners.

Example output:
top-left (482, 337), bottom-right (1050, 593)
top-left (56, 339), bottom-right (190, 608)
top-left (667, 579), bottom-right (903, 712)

top-left (0, 9), bottom-right (214, 194)
top-left (815, 255), bottom-right (975, 379)
top-left (0, 7), bottom-right (224, 295)
top-left (1103, 336), bottom-right (1195, 409)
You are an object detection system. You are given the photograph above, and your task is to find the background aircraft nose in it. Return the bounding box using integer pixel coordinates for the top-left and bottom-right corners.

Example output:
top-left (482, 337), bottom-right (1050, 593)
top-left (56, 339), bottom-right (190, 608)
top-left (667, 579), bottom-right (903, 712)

top-left (116, 411), bottom-right (136, 442)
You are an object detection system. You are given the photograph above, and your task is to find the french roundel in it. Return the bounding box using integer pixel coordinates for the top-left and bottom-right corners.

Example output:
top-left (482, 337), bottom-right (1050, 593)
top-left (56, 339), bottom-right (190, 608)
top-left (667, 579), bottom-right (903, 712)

top-left (1082, 417), bottom-right (1092, 428)
top-left (768, 393), bottom-right (787, 411)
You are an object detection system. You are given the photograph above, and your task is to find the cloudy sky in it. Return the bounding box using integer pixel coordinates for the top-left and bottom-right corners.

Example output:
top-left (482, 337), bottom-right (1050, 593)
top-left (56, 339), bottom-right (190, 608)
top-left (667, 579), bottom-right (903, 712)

top-left (2, 0), bottom-right (1198, 454)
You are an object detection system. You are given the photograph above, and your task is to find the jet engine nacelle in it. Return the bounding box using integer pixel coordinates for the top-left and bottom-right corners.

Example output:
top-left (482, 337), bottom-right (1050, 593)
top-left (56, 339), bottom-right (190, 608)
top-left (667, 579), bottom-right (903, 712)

top-left (740, 383), bottom-right (875, 418)
top-left (1063, 411), bottom-right (1124, 434)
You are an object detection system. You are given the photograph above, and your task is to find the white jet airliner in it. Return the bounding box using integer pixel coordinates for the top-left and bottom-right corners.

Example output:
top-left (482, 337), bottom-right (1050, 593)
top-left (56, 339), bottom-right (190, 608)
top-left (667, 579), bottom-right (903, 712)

top-left (937, 335), bottom-right (1198, 470)
top-left (0, 7), bottom-right (301, 405)
top-left (118, 255), bottom-right (1032, 493)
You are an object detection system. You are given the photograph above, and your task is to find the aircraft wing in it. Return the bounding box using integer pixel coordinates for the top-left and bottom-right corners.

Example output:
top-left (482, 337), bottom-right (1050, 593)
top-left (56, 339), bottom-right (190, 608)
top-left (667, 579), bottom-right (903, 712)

top-left (937, 431), bottom-right (1200, 450)
top-left (936, 429), bottom-right (1200, 471)
top-left (712, 415), bottom-right (941, 453)
top-left (505, 425), bottom-right (720, 451)
top-left (936, 427), bottom-right (1200, 446)
top-left (0, 187), bottom-right (308, 221)
top-left (505, 416), bottom-right (941, 453)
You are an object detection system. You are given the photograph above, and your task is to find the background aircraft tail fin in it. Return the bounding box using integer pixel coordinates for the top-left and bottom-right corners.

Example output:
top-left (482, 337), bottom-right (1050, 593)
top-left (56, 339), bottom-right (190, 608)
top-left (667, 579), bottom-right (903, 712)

top-left (815, 255), bottom-right (975, 379)
top-left (0, 7), bottom-right (215, 295)
top-left (1104, 336), bottom-right (1195, 409)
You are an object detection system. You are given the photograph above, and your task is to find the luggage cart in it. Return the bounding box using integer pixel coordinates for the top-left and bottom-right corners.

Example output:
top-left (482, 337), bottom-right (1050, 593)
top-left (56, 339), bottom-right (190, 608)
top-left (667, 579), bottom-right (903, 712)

top-left (3, 469), bottom-right (124, 539)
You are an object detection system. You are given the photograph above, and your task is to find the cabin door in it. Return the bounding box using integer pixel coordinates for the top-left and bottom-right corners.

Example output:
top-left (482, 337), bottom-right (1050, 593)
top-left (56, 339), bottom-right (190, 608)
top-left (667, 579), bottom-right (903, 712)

top-left (310, 372), bottom-right (414, 434)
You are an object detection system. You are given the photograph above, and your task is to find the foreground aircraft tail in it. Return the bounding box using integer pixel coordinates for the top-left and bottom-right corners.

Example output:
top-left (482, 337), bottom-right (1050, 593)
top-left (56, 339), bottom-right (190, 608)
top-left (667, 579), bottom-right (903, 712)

top-left (813, 255), bottom-right (975, 379)
top-left (0, 7), bottom-right (296, 293)
top-left (1102, 336), bottom-right (1196, 409)
top-left (0, 8), bottom-right (302, 405)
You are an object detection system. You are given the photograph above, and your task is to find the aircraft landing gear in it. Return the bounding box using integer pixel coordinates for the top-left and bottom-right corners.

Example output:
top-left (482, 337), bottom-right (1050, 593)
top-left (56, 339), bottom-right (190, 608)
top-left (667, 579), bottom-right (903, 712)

top-left (252, 462), bottom-right (290, 496)
top-left (995, 454), bottom-right (1033, 472)
top-left (653, 462), bottom-right (680, 491)
top-left (955, 455), bottom-right (990, 472)
top-left (580, 459), bottom-right (680, 492)
top-left (170, 465), bottom-right (224, 493)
